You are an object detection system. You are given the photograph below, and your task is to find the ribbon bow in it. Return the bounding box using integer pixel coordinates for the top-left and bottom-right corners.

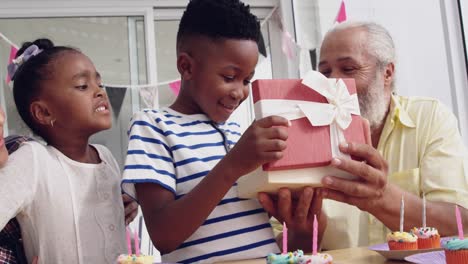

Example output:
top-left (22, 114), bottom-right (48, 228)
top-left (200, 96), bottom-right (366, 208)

top-left (253, 70), bottom-right (361, 158)
top-left (7, 45), bottom-right (43, 81)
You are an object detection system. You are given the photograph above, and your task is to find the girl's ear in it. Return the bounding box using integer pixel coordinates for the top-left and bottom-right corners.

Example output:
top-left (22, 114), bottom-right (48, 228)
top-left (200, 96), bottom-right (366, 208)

top-left (177, 52), bottom-right (195, 81)
top-left (30, 101), bottom-right (54, 127)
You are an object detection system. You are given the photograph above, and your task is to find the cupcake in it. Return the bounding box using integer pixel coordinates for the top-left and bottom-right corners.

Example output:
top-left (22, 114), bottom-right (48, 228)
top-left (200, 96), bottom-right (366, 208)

top-left (266, 250), bottom-right (304, 264)
top-left (116, 254), bottom-right (154, 264)
top-left (386, 231), bottom-right (418, 250)
top-left (411, 227), bottom-right (441, 249)
top-left (443, 238), bottom-right (468, 264)
top-left (297, 252), bottom-right (333, 264)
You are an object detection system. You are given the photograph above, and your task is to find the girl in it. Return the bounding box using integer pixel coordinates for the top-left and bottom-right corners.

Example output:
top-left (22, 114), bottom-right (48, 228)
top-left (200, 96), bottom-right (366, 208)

top-left (0, 39), bottom-right (126, 263)
top-left (0, 106), bottom-right (38, 264)
top-left (0, 107), bottom-right (7, 166)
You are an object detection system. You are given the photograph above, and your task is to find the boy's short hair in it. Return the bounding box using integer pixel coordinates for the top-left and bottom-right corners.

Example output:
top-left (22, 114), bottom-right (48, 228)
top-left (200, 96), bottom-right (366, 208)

top-left (177, 0), bottom-right (261, 49)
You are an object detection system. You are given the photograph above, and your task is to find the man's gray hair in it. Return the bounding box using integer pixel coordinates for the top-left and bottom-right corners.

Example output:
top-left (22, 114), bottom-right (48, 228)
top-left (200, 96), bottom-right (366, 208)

top-left (325, 21), bottom-right (396, 90)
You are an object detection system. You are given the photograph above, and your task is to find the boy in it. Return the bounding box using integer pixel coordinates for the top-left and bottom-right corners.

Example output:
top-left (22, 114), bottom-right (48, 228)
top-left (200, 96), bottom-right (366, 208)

top-left (122, 0), bottom-right (319, 263)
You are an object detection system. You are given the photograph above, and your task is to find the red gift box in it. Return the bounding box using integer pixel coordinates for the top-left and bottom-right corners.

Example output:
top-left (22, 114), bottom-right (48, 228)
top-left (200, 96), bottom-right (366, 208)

top-left (237, 71), bottom-right (368, 198)
top-left (252, 78), bottom-right (366, 171)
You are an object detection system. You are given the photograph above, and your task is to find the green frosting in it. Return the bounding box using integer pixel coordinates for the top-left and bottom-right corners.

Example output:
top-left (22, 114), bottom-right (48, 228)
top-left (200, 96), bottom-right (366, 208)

top-left (444, 238), bottom-right (468, 250)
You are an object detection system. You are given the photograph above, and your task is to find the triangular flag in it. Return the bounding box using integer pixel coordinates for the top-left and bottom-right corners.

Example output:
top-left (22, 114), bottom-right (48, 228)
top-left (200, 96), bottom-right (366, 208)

top-left (168, 80), bottom-right (181, 96)
top-left (6, 45), bottom-right (18, 84)
top-left (105, 86), bottom-right (127, 118)
top-left (335, 0), bottom-right (347, 23)
top-left (139, 86), bottom-right (158, 109)
top-left (281, 31), bottom-right (296, 60)
top-left (258, 32), bottom-right (267, 57)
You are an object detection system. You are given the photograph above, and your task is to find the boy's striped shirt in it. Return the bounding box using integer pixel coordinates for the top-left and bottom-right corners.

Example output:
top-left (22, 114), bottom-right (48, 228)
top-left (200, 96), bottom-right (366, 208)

top-left (122, 108), bottom-right (279, 263)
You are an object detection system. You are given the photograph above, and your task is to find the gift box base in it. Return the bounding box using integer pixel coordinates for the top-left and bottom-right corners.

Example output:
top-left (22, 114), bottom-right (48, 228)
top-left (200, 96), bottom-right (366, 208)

top-left (237, 165), bottom-right (357, 198)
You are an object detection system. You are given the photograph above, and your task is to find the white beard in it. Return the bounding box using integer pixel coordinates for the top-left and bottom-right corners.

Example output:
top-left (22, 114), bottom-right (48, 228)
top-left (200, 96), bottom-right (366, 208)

top-left (357, 72), bottom-right (390, 132)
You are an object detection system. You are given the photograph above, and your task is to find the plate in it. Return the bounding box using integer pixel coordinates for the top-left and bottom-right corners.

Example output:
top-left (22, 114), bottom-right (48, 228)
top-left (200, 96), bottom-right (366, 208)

top-left (367, 237), bottom-right (450, 260)
top-left (404, 250), bottom-right (446, 264)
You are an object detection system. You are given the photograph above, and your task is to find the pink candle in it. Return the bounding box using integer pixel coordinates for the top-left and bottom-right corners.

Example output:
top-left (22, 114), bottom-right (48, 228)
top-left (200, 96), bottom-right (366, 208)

top-left (313, 214), bottom-right (318, 255)
top-left (134, 229), bottom-right (141, 256)
top-left (455, 205), bottom-right (464, 240)
top-left (126, 227), bottom-right (132, 255)
top-left (282, 222), bottom-right (288, 254)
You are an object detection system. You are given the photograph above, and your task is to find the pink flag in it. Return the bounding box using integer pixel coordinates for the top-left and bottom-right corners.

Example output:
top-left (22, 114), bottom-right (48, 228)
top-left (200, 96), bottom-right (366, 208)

top-left (335, 0), bottom-right (347, 23)
top-left (281, 31), bottom-right (295, 60)
top-left (6, 45), bottom-right (18, 84)
top-left (169, 80), bottom-right (181, 96)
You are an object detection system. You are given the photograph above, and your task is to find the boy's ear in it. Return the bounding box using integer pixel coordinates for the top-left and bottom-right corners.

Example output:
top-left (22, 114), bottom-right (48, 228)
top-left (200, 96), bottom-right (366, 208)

top-left (30, 101), bottom-right (55, 127)
top-left (177, 52), bottom-right (194, 80)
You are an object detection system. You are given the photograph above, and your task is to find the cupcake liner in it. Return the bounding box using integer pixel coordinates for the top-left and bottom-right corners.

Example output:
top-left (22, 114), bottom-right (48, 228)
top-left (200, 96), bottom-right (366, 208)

top-left (417, 235), bottom-right (441, 249)
top-left (388, 241), bottom-right (418, 250)
top-left (445, 249), bottom-right (468, 264)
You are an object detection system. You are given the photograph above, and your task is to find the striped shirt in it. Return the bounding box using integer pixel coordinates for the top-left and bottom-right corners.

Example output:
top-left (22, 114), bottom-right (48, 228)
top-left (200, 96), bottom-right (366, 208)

top-left (122, 107), bottom-right (279, 263)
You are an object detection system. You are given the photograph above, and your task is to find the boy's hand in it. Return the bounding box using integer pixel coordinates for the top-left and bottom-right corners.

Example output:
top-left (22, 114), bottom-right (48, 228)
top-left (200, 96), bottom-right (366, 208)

top-left (225, 115), bottom-right (290, 178)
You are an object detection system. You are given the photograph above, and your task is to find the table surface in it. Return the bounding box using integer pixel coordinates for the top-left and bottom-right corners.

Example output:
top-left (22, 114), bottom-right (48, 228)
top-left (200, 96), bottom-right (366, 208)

top-left (218, 247), bottom-right (408, 264)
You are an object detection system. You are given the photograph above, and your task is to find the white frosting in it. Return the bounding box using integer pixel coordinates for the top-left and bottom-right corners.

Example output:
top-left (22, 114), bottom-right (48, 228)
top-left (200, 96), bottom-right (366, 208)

top-left (411, 227), bottom-right (439, 239)
top-left (297, 253), bottom-right (333, 264)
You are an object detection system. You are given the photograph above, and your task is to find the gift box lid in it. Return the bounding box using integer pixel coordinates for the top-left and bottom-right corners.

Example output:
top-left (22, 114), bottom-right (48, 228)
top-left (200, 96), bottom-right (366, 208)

top-left (251, 77), bottom-right (366, 171)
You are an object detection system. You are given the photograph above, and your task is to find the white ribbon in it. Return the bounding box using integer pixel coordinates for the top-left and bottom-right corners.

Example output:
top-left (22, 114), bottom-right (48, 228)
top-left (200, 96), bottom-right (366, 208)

top-left (254, 70), bottom-right (361, 159)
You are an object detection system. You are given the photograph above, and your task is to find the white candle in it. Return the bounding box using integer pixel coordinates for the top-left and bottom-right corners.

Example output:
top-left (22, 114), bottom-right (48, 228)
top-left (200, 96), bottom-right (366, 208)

top-left (422, 193), bottom-right (426, 228)
top-left (400, 196), bottom-right (405, 232)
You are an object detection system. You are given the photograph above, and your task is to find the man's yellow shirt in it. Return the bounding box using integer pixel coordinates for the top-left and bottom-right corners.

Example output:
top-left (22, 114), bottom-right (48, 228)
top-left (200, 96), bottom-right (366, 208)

top-left (272, 94), bottom-right (468, 249)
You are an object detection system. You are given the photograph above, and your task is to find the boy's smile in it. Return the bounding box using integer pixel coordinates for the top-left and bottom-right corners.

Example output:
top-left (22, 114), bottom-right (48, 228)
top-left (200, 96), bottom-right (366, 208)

top-left (172, 37), bottom-right (259, 123)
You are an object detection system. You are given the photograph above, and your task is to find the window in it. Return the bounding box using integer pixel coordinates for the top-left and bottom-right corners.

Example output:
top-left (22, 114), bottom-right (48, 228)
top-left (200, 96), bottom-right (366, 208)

top-left (0, 1), bottom-right (289, 259)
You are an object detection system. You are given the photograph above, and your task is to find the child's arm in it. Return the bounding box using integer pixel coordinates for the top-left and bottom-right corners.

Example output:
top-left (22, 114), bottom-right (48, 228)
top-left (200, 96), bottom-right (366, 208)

top-left (136, 115), bottom-right (290, 254)
top-left (122, 194), bottom-right (138, 225)
top-left (0, 143), bottom-right (37, 229)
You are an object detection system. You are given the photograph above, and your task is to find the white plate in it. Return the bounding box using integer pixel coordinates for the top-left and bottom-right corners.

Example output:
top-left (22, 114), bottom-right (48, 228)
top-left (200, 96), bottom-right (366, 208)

top-left (367, 237), bottom-right (450, 260)
top-left (404, 250), bottom-right (446, 264)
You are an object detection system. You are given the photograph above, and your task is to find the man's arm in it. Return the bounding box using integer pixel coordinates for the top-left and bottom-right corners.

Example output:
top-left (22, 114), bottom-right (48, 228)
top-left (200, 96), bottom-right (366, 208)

top-left (367, 184), bottom-right (468, 235)
top-left (321, 101), bottom-right (468, 235)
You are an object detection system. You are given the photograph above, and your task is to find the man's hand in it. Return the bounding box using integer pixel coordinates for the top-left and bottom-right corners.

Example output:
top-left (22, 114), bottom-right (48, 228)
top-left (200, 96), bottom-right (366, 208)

top-left (123, 193), bottom-right (138, 225)
top-left (258, 187), bottom-right (326, 250)
top-left (321, 142), bottom-right (389, 212)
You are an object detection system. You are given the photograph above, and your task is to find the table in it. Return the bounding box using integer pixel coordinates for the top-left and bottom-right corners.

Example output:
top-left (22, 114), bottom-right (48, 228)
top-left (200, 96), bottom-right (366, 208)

top-left (218, 247), bottom-right (405, 264)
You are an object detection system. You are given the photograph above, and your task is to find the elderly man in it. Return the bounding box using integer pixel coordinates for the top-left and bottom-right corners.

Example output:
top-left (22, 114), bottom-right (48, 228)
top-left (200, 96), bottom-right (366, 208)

top-left (259, 21), bottom-right (468, 249)
top-left (315, 21), bottom-right (468, 249)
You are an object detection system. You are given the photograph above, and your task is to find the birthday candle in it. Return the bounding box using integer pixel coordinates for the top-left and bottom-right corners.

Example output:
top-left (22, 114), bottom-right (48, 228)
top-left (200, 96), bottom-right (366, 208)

top-left (313, 214), bottom-right (318, 256)
top-left (400, 196), bottom-right (404, 232)
top-left (422, 193), bottom-right (426, 228)
top-left (455, 205), bottom-right (464, 240)
top-left (126, 227), bottom-right (132, 255)
top-left (283, 222), bottom-right (288, 254)
top-left (134, 229), bottom-right (140, 256)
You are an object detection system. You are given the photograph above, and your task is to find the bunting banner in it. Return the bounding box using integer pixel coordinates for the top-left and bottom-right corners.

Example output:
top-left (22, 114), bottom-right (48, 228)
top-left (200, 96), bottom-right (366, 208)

top-left (335, 0), bottom-right (347, 23)
top-left (105, 86), bottom-right (127, 118)
top-left (6, 46), bottom-right (18, 84)
top-left (139, 85), bottom-right (159, 109)
top-left (1, 2), bottom-right (331, 106)
top-left (1, 32), bottom-right (19, 84)
top-left (281, 31), bottom-right (297, 60)
top-left (168, 80), bottom-right (181, 96)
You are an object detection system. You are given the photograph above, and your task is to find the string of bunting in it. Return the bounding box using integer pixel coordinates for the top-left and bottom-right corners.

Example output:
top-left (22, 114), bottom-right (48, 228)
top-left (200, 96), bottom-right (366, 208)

top-left (1, 1), bottom-right (346, 111)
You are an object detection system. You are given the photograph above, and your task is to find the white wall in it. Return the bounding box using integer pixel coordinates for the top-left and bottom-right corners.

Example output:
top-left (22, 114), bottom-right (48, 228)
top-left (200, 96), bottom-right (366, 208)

top-left (318, 0), bottom-right (453, 107)
top-left (314, 0), bottom-right (468, 145)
